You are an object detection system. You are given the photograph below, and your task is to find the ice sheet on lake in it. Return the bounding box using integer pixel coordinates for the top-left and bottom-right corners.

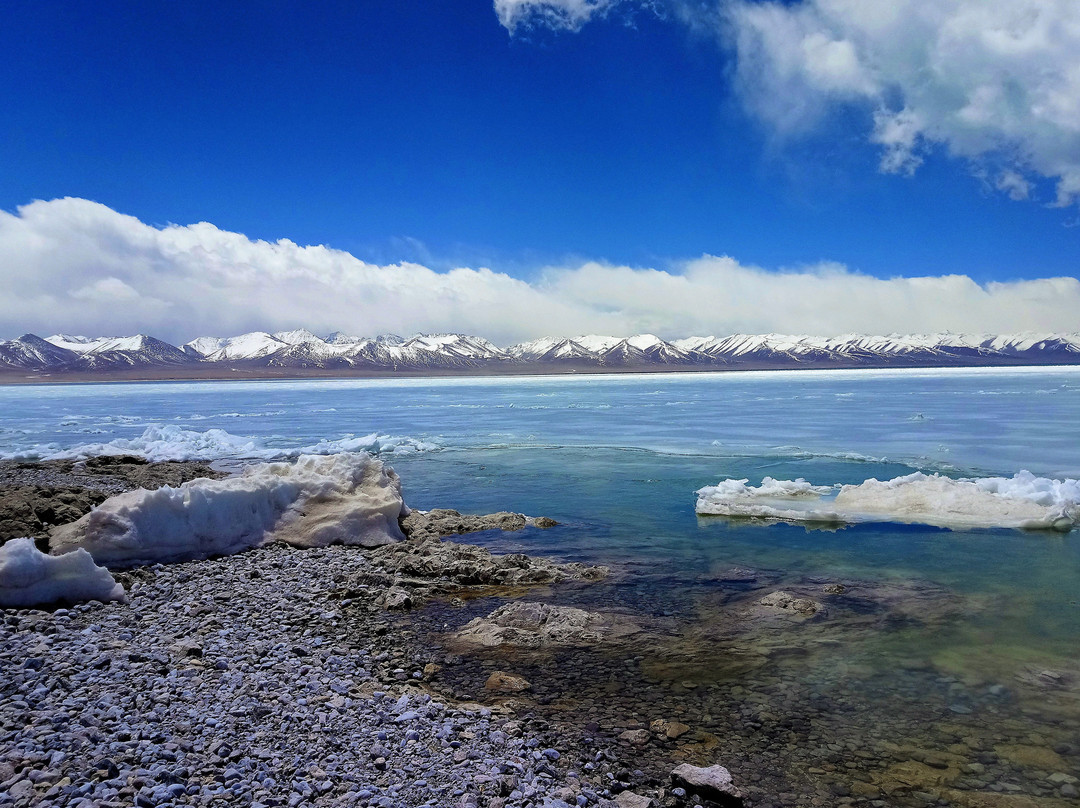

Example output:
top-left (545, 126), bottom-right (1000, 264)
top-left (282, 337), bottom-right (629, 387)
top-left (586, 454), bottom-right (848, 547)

top-left (2, 425), bottom-right (438, 462)
top-left (696, 471), bottom-right (1080, 531)
top-left (0, 538), bottom-right (125, 607)
top-left (50, 452), bottom-right (408, 567)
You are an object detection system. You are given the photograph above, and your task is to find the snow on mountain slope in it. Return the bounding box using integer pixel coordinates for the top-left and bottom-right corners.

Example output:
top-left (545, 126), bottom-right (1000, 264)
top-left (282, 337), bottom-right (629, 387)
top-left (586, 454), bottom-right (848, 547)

top-left (982, 333), bottom-right (1080, 354)
top-left (572, 335), bottom-right (623, 354)
top-left (45, 334), bottom-right (191, 366)
top-left (507, 337), bottom-right (598, 361)
top-left (184, 332), bottom-right (287, 361)
top-left (0, 334), bottom-right (81, 369)
top-left (325, 331), bottom-right (369, 345)
top-left (378, 334), bottom-right (508, 368)
top-left (273, 329), bottom-right (324, 345)
top-left (6, 329), bottom-right (1080, 375)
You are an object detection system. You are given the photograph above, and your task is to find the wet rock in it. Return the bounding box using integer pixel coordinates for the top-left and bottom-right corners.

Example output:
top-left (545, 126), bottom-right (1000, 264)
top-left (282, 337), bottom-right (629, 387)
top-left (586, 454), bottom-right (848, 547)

top-left (671, 763), bottom-right (744, 807)
top-left (370, 535), bottom-right (606, 586)
top-left (379, 586), bottom-right (414, 610)
top-left (452, 601), bottom-right (642, 650)
top-left (485, 671), bottom-right (532, 693)
top-left (400, 508), bottom-right (547, 541)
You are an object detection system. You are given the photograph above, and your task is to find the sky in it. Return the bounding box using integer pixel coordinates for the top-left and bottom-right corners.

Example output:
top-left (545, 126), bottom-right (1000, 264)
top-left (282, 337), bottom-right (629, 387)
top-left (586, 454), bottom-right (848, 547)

top-left (1, 0), bottom-right (1078, 344)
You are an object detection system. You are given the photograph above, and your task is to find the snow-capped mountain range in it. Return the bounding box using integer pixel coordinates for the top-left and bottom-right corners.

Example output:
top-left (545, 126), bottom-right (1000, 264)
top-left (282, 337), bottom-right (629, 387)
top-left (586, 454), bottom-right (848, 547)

top-left (1, 329), bottom-right (1078, 376)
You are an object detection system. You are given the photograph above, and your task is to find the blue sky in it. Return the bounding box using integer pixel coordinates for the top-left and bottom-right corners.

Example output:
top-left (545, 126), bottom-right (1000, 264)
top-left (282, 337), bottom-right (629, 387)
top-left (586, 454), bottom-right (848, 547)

top-left (1, 1), bottom-right (1078, 342)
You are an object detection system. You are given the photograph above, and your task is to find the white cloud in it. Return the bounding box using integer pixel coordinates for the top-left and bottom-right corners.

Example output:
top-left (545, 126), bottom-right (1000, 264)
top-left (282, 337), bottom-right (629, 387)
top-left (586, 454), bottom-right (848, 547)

top-left (494, 0), bottom-right (619, 33)
top-left (995, 169), bottom-right (1033, 201)
top-left (497, 0), bottom-right (1080, 207)
top-left (725, 0), bottom-right (1080, 205)
top-left (1, 199), bottom-right (1078, 344)
top-left (69, 277), bottom-right (143, 303)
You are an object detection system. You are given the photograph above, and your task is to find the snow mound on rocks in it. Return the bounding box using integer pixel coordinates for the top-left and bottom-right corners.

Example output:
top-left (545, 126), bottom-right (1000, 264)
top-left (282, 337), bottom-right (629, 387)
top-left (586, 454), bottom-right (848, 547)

top-left (50, 453), bottom-right (407, 567)
top-left (0, 537), bottom-right (125, 607)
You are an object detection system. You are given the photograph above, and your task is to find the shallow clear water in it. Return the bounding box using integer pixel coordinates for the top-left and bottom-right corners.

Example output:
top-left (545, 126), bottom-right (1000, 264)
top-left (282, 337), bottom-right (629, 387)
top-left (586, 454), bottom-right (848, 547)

top-left (3, 367), bottom-right (1080, 802)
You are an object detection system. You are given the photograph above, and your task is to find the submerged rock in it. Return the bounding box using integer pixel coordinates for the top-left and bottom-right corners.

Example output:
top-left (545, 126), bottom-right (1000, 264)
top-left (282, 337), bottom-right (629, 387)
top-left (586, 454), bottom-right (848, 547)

top-left (484, 671), bottom-right (532, 693)
top-left (619, 729), bottom-right (651, 745)
top-left (650, 718), bottom-right (691, 739)
top-left (758, 590), bottom-right (823, 616)
top-left (671, 763), bottom-right (744, 807)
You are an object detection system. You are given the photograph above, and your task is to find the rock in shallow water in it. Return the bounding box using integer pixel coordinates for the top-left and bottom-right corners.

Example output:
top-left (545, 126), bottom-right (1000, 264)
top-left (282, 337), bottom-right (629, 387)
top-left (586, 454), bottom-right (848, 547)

top-left (671, 763), bottom-right (744, 806)
top-left (370, 535), bottom-right (606, 586)
top-left (758, 590), bottom-right (823, 616)
top-left (452, 601), bottom-right (641, 650)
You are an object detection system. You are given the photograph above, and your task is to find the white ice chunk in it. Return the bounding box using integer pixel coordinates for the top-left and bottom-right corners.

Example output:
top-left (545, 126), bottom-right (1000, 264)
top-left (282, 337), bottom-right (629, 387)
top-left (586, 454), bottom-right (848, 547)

top-left (50, 452), bottom-right (407, 567)
top-left (694, 477), bottom-right (842, 523)
top-left (696, 471), bottom-right (1080, 531)
top-left (0, 538), bottom-right (125, 607)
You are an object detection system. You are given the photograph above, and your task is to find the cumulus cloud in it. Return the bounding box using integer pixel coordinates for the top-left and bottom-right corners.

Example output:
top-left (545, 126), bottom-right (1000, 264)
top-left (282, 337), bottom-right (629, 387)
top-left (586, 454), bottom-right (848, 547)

top-left (1, 198), bottom-right (1078, 344)
top-left (727, 0), bottom-right (1080, 205)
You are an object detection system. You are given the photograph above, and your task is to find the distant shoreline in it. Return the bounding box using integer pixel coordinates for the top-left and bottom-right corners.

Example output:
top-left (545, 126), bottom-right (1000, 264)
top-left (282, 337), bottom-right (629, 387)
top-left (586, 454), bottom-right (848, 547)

top-left (1, 357), bottom-right (1078, 386)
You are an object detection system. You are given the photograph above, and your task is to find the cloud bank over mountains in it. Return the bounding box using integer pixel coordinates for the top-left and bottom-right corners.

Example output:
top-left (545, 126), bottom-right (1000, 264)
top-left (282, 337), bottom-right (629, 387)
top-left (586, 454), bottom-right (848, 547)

top-left (497, 0), bottom-right (1080, 208)
top-left (1, 198), bottom-right (1077, 344)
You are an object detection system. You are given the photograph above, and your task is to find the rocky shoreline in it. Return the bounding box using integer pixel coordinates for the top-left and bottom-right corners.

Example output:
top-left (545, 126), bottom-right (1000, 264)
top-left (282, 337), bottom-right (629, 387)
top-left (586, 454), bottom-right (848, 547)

top-left (0, 457), bottom-right (224, 548)
top-left (0, 460), bottom-right (738, 808)
top-left (2, 542), bottom-right (695, 808)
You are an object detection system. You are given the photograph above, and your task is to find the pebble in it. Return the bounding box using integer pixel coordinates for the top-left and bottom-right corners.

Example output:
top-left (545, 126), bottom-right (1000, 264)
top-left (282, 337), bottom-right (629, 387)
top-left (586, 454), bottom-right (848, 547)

top-left (0, 543), bottom-right (661, 808)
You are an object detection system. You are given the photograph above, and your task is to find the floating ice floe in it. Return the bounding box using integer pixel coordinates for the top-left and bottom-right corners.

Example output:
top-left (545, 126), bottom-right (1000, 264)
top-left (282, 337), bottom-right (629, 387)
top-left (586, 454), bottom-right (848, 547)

top-left (51, 452), bottom-right (408, 567)
top-left (696, 471), bottom-right (1080, 531)
top-left (0, 538), bottom-right (125, 607)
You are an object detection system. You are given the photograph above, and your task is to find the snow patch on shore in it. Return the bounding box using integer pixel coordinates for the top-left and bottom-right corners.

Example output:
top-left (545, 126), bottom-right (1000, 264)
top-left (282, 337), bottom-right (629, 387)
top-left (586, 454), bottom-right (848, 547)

top-left (696, 471), bottom-right (1080, 531)
top-left (2, 425), bottom-right (438, 462)
top-left (51, 453), bottom-right (408, 567)
top-left (0, 538), bottom-right (125, 607)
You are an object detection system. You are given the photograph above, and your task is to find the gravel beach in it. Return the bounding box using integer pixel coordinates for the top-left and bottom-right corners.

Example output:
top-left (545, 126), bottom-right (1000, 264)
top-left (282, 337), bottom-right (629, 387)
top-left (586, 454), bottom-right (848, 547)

top-left (0, 460), bottom-right (704, 808)
top-left (1, 541), bottom-right (680, 808)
